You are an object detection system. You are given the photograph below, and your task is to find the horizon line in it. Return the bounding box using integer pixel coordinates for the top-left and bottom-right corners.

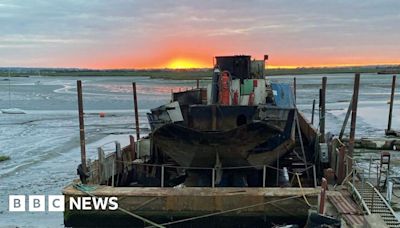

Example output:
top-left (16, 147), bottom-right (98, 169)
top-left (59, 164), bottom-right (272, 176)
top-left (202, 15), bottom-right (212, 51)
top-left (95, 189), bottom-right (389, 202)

top-left (1, 63), bottom-right (400, 71)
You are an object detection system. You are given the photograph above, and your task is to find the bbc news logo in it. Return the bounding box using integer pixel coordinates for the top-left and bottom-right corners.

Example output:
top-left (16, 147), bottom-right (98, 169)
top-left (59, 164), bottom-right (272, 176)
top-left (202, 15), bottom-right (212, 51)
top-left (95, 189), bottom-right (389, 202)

top-left (9, 195), bottom-right (118, 212)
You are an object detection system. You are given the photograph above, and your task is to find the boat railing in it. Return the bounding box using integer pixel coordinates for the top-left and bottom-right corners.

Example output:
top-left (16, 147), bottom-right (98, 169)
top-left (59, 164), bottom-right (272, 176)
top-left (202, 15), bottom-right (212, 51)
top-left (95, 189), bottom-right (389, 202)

top-left (87, 141), bottom-right (318, 188)
top-left (113, 159), bottom-right (317, 188)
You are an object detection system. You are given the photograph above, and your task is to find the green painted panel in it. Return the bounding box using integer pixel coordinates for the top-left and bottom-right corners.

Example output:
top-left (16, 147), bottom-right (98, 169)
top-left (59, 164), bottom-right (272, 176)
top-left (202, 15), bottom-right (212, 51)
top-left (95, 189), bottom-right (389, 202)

top-left (241, 80), bottom-right (254, 95)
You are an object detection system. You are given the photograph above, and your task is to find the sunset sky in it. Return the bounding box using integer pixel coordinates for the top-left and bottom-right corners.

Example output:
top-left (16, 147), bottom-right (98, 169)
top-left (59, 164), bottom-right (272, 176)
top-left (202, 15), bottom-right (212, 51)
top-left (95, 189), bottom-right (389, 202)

top-left (0, 0), bottom-right (399, 69)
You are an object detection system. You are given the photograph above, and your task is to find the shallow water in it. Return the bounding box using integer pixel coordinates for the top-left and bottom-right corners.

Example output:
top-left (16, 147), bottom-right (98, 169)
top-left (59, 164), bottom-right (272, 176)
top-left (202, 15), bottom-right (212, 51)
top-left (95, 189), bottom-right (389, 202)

top-left (0, 73), bottom-right (398, 227)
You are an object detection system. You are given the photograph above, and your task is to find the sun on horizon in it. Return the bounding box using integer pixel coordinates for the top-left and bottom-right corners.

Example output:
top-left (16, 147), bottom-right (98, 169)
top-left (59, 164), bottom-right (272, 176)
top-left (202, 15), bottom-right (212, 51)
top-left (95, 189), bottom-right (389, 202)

top-left (165, 58), bottom-right (211, 69)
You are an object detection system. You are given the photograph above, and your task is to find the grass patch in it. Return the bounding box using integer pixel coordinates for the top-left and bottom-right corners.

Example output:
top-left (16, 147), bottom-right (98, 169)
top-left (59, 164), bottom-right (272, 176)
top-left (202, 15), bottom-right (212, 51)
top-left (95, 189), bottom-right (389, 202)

top-left (0, 155), bottom-right (10, 162)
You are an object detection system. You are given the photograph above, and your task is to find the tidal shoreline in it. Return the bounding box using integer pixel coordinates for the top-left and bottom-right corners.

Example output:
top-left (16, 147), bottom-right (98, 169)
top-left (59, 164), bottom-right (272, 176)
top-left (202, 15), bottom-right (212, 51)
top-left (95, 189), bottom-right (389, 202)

top-left (1, 66), bottom-right (399, 80)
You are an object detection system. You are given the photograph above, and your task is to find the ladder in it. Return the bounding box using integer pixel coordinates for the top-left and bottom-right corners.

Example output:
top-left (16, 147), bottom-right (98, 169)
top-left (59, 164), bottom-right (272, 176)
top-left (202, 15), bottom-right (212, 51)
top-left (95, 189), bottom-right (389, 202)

top-left (378, 151), bottom-right (391, 190)
top-left (350, 181), bottom-right (400, 228)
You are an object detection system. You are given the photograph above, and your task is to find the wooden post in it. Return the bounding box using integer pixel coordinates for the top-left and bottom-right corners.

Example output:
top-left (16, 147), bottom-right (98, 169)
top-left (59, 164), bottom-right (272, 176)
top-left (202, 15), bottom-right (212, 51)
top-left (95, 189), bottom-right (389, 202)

top-left (311, 99), bottom-right (316, 125)
top-left (387, 75), bottom-right (396, 133)
top-left (196, 79), bottom-right (199, 89)
top-left (337, 146), bottom-right (345, 183)
top-left (339, 97), bottom-right (353, 140)
top-left (293, 77), bottom-right (297, 102)
top-left (97, 147), bottom-right (105, 184)
top-left (77, 80), bottom-right (87, 176)
top-left (348, 73), bottom-right (360, 157)
top-left (320, 77), bottom-right (327, 143)
top-left (132, 82), bottom-right (140, 140)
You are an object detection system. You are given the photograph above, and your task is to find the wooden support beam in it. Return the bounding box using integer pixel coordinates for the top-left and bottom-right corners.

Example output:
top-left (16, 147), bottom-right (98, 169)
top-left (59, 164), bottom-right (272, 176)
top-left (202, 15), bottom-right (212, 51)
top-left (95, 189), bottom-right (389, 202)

top-left (386, 75), bottom-right (396, 133)
top-left (337, 146), bottom-right (346, 183)
top-left (311, 99), bottom-right (316, 125)
top-left (98, 147), bottom-right (105, 184)
top-left (348, 73), bottom-right (360, 157)
top-left (77, 80), bottom-right (87, 177)
top-left (339, 97), bottom-right (353, 140)
top-left (320, 77), bottom-right (327, 143)
top-left (293, 77), bottom-right (297, 102)
top-left (132, 82), bottom-right (140, 140)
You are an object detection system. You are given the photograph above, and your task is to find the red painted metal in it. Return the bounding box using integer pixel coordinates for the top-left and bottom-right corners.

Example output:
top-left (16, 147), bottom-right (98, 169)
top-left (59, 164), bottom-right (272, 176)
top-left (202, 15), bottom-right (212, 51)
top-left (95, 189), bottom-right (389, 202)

top-left (248, 92), bottom-right (255, 105)
top-left (319, 178), bottom-right (328, 214)
top-left (219, 71), bottom-right (230, 105)
top-left (233, 91), bottom-right (239, 105)
top-left (319, 188), bottom-right (326, 214)
top-left (253, 79), bottom-right (258, 87)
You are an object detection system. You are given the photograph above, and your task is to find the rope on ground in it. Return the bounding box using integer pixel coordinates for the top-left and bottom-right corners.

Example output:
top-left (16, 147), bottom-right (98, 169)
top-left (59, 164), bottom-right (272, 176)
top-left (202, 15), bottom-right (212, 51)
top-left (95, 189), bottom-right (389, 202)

top-left (145, 193), bottom-right (318, 228)
top-left (295, 173), bottom-right (313, 207)
top-left (72, 184), bottom-right (165, 228)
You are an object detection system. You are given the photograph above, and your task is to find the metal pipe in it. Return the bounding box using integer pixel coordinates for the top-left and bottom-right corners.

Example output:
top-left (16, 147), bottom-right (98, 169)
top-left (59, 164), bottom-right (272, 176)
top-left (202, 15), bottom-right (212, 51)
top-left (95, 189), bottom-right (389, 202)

top-left (313, 165), bottom-right (317, 187)
top-left (362, 167), bottom-right (365, 194)
top-left (387, 75), bottom-right (396, 132)
top-left (368, 155), bottom-right (372, 182)
top-left (211, 168), bottom-right (215, 188)
top-left (112, 158), bottom-right (115, 187)
top-left (320, 77), bottom-right (327, 143)
top-left (161, 165), bottom-right (165, 187)
top-left (77, 80), bottom-right (87, 176)
top-left (311, 99), bottom-right (316, 125)
top-left (276, 153), bottom-right (280, 187)
top-left (263, 165), bottom-right (266, 188)
top-left (132, 82), bottom-right (140, 140)
top-left (348, 73), bottom-right (360, 157)
top-left (371, 188), bottom-right (375, 212)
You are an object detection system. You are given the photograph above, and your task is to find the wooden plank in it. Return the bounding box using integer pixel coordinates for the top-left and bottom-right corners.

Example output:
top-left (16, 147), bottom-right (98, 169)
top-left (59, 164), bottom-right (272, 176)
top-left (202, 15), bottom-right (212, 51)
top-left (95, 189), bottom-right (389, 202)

top-left (98, 147), bottom-right (105, 184)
